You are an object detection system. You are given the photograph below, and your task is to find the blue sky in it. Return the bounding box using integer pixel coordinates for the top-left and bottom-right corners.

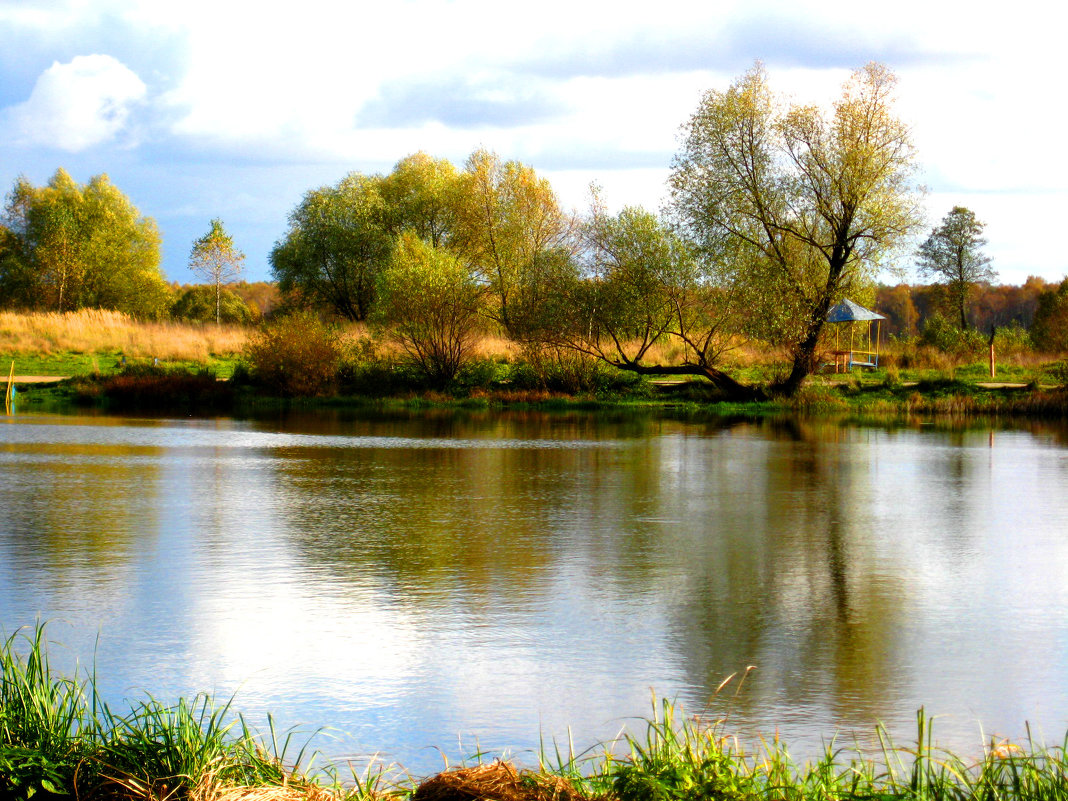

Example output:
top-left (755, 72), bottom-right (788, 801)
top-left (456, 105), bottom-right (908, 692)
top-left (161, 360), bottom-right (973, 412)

top-left (0, 0), bottom-right (1063, 286)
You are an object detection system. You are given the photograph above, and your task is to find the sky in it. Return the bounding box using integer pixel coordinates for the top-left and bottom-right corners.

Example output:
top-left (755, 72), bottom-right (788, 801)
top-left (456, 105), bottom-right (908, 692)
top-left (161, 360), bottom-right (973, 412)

top-left (0, 0), bottom-right (1064, 287)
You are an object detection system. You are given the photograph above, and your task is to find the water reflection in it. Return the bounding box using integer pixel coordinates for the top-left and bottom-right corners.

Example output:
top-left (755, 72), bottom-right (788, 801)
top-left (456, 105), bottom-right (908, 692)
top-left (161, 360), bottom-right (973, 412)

top-left (1, 411), bottom-right (1068, 773)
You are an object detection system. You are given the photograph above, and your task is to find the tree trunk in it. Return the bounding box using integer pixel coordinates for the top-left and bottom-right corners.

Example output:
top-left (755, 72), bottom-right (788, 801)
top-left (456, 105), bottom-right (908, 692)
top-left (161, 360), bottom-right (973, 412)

top-left (612, 361), bottom-right (766, 401)
top-left (773, 257), bottom-right (837, 399)
top-left (777, 330), bottom-right (821, 397)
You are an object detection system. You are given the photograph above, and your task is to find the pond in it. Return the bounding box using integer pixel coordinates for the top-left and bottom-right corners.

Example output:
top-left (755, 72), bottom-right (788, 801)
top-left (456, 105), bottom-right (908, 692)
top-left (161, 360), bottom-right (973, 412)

top-left (1, 408), bottom-right (1067, 776)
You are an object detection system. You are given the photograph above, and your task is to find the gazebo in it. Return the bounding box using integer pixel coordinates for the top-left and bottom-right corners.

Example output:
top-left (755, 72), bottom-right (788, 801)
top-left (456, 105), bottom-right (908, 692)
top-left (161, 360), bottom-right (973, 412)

top-left (826, 298), bottom-right (885, 372)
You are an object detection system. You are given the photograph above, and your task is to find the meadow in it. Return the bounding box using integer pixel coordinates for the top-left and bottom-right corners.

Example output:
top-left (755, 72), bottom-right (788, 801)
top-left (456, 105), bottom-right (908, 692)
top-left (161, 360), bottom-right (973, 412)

top-left (2, 308), bottom-right (1067, 417)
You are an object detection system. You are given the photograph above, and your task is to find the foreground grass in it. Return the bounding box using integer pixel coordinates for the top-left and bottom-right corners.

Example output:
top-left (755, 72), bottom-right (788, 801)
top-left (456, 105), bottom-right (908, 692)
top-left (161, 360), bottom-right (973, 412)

top-left (4, 626), bottom-right (1068, 801)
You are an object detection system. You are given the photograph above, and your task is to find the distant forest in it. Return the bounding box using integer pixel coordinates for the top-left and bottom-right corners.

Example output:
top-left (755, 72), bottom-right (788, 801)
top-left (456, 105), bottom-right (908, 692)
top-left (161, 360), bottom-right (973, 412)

top-left (875, 277), bottom-right (1053, 338)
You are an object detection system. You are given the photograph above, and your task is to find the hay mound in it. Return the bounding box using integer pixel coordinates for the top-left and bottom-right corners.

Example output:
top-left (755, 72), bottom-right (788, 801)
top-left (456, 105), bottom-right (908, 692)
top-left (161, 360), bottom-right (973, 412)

top-left (413, 762), bottom-right (586, 801)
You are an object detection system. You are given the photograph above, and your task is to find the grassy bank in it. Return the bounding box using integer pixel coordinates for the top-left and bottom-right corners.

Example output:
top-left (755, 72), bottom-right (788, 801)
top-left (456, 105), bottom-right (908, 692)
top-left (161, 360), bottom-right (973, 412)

top-left (4, 625), bottom-right (1068, 800)
top-left (3, 308), bottom-right (1068, 419)
top-left (12, 367), bottom-right (1068, 422)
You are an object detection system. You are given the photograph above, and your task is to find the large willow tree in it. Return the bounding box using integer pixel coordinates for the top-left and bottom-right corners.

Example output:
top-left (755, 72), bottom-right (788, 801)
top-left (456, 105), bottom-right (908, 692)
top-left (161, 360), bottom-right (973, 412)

top-left (670, 62), bottom-right (922, 395)
top-left (0, 169), bottom-right (168, 318)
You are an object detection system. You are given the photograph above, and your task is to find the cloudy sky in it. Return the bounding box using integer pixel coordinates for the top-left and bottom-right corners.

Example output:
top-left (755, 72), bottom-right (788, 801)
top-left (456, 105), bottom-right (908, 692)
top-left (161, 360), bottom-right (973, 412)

top-left (0, 0), bottom-right (1063, 286)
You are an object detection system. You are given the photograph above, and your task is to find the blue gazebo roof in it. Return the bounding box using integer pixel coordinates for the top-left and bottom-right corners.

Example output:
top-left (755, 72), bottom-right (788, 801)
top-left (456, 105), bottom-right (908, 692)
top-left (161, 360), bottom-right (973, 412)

top-left (827, 298), bottom-right (885, 323)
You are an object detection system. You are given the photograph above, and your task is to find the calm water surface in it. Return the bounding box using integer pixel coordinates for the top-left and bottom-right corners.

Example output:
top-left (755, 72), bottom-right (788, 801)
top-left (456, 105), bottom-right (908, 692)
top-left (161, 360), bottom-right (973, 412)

top-left (1, 409), bottom-right (1067, 774)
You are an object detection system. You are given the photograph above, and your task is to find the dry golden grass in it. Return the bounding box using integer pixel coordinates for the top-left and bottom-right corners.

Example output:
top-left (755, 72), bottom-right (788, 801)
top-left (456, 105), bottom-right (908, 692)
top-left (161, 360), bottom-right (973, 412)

top-left (205, 782), bottom-right (341, 801)
top-left (97, 770), bottom-right (345, 801)
top-left (413, 762), bottom-right (586, 801)
top-left (0, 309), bottom-right (248, 360)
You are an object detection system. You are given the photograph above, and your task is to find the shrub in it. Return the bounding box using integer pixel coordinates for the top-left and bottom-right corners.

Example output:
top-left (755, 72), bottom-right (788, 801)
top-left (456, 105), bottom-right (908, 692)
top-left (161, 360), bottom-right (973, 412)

top-left (455, 358), bottom-right (507, 391)
top-left (918, 313), bottom-right (986, 357)
top-left (374, 233), bottom-right (486, 388)
top-left (992, 322), bottom-right (1032, 358)
top-left (336, 336), bottom-right (430, 395)
top-left (171, 286), bottom-right (256, 324)
top-left (243, 311), bottom-right (340, 396)
top-left (509, 345), bottom-right (648, 395)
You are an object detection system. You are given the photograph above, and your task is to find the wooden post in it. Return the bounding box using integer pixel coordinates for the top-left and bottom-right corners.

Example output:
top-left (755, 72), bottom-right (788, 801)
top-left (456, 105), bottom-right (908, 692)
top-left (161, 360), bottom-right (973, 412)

top-left (989, 326), bottom-right (997, 379)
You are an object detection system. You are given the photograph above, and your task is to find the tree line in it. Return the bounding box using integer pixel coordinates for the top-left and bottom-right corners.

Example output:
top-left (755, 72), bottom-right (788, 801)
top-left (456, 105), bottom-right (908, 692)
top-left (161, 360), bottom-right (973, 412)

top-left (0, 169), bottom-right (261, 324)
top-left (3, 62), bottom-right (1067, 396)
top-left (271, 63), bottom-right (924, 397)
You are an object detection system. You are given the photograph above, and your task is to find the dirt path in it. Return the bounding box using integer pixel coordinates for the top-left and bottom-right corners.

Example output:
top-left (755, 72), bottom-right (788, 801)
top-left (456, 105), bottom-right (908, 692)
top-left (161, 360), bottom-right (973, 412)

top-left (9, 375), bottom-right (70, 383)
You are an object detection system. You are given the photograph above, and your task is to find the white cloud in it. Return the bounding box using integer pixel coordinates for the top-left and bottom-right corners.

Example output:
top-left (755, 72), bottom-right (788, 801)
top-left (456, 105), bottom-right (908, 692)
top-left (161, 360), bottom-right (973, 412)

top-left (3, 54), bottom-right (146, 151)
top-left (1, 0), bottom-right (1065, 282)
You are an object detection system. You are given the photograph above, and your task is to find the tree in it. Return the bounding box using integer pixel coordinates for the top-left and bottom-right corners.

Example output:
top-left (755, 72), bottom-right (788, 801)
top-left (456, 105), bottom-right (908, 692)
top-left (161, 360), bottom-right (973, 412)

top-left (0, 169), bottom-right (169, 318)
top-left (453, 149), bottom-right (577, 338)
top-left (373, 232), bottom-right (486, 387)
top-left (189, 218), bottom-right (245, 324)
top-left (916, 206), bottom-right (995, 329)
top-left (270, 173), bottom-right (393, 321)
top-left (669, 62), bottom-right (922, 395)
top-left (534, 201), bottom-right (755, 396)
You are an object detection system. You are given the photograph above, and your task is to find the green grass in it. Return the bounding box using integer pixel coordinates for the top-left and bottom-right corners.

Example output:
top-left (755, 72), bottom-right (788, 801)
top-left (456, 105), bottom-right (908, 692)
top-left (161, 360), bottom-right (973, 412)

top-left (0, 351), bottom-right (240, 380)
top-left (0, 623), bottom-right (345, 800)
top-left (556, 698), bottom-right (1068, 801)
top-left (5, 625), bottom-right (1068, 800)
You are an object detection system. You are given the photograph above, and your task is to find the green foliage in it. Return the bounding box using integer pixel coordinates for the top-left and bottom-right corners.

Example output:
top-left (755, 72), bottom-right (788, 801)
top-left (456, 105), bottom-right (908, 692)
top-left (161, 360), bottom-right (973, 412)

top-left (1046, 361), bottom-right (1068, 388)
top-left (0, 170), bottom-right (169, 319)
top-left (919, 312), bottom-right (987, 356)
top-left (509, 346), bottom-right (648, 395)
top-left (0, 626), bottom-right (87, 798)
top-left (582, 205), bottom-right (731, 366)
top-left (0, 624), bottom-right (324, 799)
top-left (11, 625), bottom-right (1068, 801)
top-left (374, 232), bottom-right (486, 388)
top-left (993, 321), bottom-right (1032, 356)
top-left (70, 363), bottom-right (234, 410)
top-left (243, 311), bottom-right (341, 396)
top-left (171, 285), bottom-right (254, 324)
top-left (454, 358), bottom-right (508, 391)
top-left (591, 698), bottom-right (1068, 801)
top-left (92, 694), bottom-right (293, 797)
top-left (270, 172), bottom-right (394, 321)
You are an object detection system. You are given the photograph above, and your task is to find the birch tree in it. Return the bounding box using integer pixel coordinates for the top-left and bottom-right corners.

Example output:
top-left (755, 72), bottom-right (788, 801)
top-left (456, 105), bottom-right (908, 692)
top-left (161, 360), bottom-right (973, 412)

top-left (189, 218), bottom-right (245, 324)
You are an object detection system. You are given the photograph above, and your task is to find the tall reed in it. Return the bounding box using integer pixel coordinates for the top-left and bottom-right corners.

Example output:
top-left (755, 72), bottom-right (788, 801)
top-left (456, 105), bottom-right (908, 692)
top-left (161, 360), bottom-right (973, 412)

top-left (0, 624), bottom-right (337, 800)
